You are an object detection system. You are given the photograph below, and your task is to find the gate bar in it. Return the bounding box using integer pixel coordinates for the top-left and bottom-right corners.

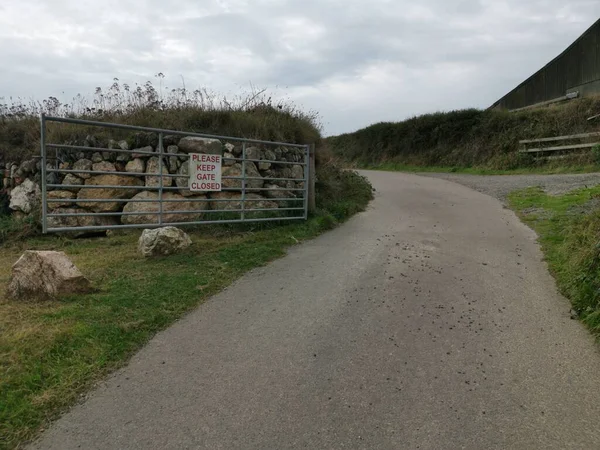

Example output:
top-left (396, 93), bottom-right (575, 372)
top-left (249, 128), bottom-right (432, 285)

top-left (44, 116), bottom-right (307, 148)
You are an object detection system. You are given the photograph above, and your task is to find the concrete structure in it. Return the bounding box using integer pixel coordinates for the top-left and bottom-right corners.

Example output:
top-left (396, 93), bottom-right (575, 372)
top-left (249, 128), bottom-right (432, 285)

top-left (491, 18), bottom-right (600, 111)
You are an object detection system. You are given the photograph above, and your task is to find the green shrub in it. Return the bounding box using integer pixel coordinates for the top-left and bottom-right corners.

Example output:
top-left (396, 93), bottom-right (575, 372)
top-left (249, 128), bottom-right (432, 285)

top-left (327, 96), bottom-right (600, 170)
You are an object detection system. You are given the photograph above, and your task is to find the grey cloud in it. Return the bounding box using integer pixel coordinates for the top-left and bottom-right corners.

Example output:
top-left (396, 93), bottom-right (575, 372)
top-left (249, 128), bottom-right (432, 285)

top-left (1, 0), bottom-right (599, 135)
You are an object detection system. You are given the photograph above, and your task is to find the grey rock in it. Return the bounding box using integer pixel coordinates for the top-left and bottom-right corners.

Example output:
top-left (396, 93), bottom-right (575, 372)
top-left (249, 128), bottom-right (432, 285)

top-left (222, 162), bottom-right (264, 192)
top-left (73, 159), bottom-right (93, 179)
top-left (92, 161), bottom-right (116, 173)
top-left (178, 137), bottom-right (222, 155)
top-left (123, 192), bottom-right (208, 225)
top-left (175, 162), bottom-right (194, 197)
top-left (47, 190), bottom-right (76, 208)
top-left (209, 192), bottom-right (278, 211)
top-left (116, 153), bottom-right (132, 163)
top-left (291, 165), bottom-right (304, 180)
top-left (132, 146), bottom-right (155, 159)
top-left (102, 151), bottom-right (117, 162)
top-left (223, 152), bottom-right (236, 166)
top-left (126, 158), bottom-right (146, 174)
top-left (138, 227), bottom-right (192, 258)
top-left (19, 159), bottom-right (38, 175)
top-left (264, 149), bottom-right (276, 162)
top-left (62, 174), bottom-right (84, 193)
top-left (9, 179), bottom-right (41, 213)
top-left (7, 250), bottom-right (93, 301)
top-left (145, 157), bottom-right (172, 188)
top-left (166, 146), bottom-right (182, 173)
top-left (245, 146), bottom-right (261, 161)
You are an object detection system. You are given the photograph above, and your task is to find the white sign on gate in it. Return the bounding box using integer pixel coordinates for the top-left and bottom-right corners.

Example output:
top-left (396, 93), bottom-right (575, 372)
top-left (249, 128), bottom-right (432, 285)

top-left (189, 153), bottom-right (222, 192)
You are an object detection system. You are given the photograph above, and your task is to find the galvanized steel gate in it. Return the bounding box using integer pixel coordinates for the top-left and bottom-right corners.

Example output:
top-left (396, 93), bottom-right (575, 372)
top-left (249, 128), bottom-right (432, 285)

top-left (40, 115), bottom-right (311, 233)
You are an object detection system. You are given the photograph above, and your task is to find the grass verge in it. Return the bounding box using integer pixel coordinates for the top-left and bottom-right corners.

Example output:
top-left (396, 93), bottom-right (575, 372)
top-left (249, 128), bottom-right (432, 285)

top-left (508, 185), bottom-right (600, 333)
top-left (0, 170), bottom-right (373, 449)
top-left (355, 162), bottom-right (600, 176)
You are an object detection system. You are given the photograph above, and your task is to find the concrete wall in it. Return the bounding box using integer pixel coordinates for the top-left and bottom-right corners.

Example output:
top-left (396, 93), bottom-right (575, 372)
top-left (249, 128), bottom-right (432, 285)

top-left (491, 18), bottom-right (600, 110)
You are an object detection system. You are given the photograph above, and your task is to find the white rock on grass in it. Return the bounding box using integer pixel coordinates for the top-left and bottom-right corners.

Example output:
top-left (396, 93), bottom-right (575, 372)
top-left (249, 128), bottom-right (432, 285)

top-left (138, 226), bottom-right (192, 258)
top-left (7, 251), bottom-right (93, 301)
top-left (9, 179), bottom-right (41, 213)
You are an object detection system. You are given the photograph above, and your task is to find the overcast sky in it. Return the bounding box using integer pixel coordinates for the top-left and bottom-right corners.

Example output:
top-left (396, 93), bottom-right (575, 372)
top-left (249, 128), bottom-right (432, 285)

top-left (1, 1), bottom-right (599, 135)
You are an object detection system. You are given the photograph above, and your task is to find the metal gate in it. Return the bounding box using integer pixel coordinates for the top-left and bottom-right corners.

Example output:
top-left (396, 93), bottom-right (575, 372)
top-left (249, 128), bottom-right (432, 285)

top-left (40, 115), bottom-right (311, 233)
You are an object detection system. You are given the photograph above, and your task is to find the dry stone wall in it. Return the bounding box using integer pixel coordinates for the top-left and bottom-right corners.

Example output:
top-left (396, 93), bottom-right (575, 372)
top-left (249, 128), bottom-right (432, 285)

top-left (2, 132), bottom-right (307, 227)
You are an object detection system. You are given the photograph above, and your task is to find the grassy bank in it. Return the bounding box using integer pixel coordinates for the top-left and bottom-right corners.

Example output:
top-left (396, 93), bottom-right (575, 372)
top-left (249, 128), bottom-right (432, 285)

top-left (1, 80), bottom-right (321, 165)
top-left (0, 166), bottom-right (373, 449)
top-left (508, 185), bottom-right (600, 333)
top-left (327, 96), bottom-right (600, 171)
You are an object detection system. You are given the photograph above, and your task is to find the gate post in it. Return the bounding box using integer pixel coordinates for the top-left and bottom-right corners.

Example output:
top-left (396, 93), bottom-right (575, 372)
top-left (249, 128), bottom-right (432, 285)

top-left (241, 142), bottom-right (246, 221)
top-left (40, 113), bottom-right (48, 234)
top-left (158, 132), bottom-right (164, 226)
top-left (308, 143), bottom-right (316, 214)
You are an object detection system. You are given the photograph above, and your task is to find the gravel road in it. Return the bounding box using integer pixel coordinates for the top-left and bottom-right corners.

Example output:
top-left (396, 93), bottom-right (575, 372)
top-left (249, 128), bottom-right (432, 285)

top-left (31, 171), bottom-right (600, 450)
top-left (421, 172), bottom-right (600, 201)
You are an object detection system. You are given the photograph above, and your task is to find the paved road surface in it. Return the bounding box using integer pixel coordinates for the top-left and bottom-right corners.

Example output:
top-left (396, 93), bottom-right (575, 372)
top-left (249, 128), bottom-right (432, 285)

top-left (32, 171), bottom-right (600, 450)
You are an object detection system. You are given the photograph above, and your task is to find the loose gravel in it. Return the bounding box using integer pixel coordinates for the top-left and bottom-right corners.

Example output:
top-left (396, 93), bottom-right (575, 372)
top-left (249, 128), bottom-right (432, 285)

top-left (419, 172), bottom-right (600, 202)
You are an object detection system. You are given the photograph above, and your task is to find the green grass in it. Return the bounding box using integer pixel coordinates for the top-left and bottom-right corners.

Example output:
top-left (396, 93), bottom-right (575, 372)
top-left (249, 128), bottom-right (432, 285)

top-left (0, 167), bottom-right (373, 449)
top-left (358, 162), bottom-right (600, 175)
top-left (327, 95), bottom-right (600, 171)
top-left (508, 185), bottom-right (600, 333)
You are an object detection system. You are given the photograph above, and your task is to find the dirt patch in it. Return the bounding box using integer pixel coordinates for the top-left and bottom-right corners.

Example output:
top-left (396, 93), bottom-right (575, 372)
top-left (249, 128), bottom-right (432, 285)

top-left (420, 173), bottom-right (600, 202)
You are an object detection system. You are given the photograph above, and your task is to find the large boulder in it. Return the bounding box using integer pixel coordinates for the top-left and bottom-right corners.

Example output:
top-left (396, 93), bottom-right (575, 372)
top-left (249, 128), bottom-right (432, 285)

top-left (166, 145), bottom-right (182, 173)
top-left (221, 162), bottom-right (264, 191)
top-left (9, 179), bottom-right (41, 214)
top-left (223, 152), bottom-right (236, 166)
top-left (178, 137), bottom-right (222, 154)
top-left (209, 192), bottom-right (278, 211)
top-left (47, 208), bottom-right (79, 229)
top-left (47, 190), bottom-right (76, 208)
top-left (47, 208), bottom-right (119, 230)
top-left (122, 191), bottom-right (209, 224)
top-left (145, 157), bottom-right (172, 188)
top-left (7, 251), bottom-right (93, 301)
top-left (77, 174), bottom-right (144, 212)
top-left (77, 213), bottom-right (120, 229)
top-left (175, 162), bottom-right (195, 197)
top-left (138, 227), bottom-right (192, 258)
top-left (291, 165), bottom-right (305, 180)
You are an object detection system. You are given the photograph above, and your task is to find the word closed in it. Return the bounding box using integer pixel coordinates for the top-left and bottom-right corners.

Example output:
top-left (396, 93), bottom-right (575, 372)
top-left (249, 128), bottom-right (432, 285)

top-left (189, 153), bottom-right (222, 192)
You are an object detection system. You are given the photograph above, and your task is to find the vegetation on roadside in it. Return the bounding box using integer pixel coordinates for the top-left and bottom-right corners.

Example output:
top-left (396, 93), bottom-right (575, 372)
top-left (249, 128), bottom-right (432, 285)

top-left (1, 76), bottom-right (321, 165)
top-left (327, 96), bottom-right (600, 171)
top-left (508, 185), bottom-right (600, 333)
top-left (0, 162), bottom-right (373, 450)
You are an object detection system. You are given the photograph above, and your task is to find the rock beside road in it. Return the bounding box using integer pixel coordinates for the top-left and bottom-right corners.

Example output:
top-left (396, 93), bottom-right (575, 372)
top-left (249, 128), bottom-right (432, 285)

top-left (138, 227), bottom-right (192, 258)
top-left (7, 251), bottom-right (93, 301)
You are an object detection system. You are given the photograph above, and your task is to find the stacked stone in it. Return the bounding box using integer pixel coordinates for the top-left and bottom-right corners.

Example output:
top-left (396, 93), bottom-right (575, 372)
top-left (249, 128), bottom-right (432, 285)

top-left (6, 132), bottom-right (307, 227)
